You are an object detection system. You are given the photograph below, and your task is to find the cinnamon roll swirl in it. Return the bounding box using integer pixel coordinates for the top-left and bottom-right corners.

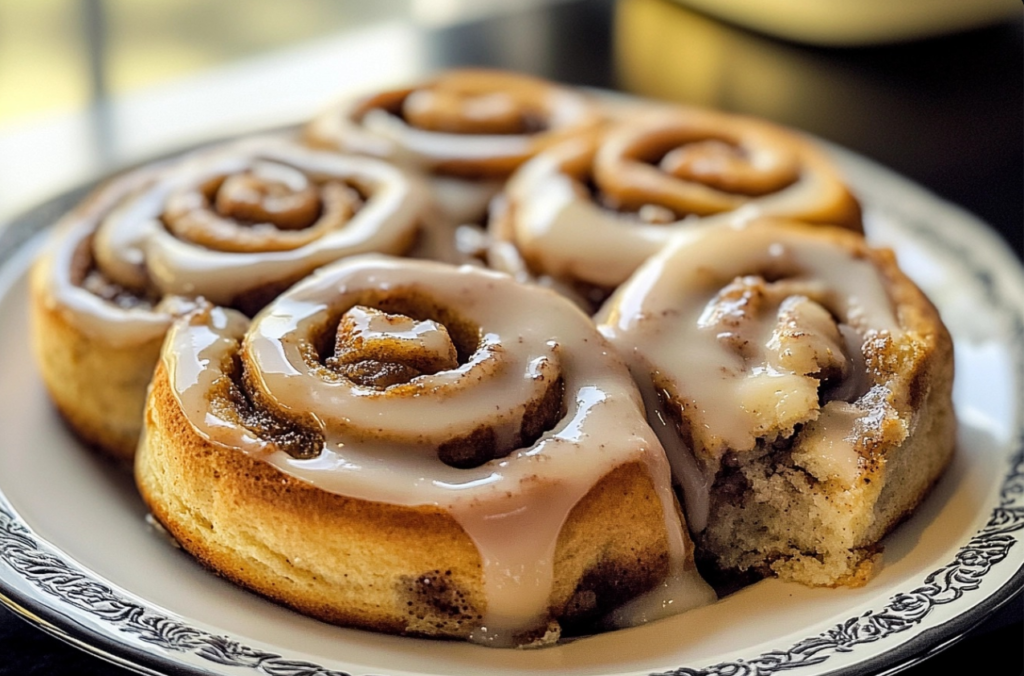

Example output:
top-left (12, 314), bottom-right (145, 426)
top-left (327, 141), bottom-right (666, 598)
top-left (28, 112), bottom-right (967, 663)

top-left (30, 136), bottom-right (430, 460)
top-left (489, 106), bottom-right (862, 305)
top-left (135, 256), bottom-right (714, 645)
top-left (304, 69), bottom-right (603, 227)
top-left (598, 220), bottom-right (954, 587)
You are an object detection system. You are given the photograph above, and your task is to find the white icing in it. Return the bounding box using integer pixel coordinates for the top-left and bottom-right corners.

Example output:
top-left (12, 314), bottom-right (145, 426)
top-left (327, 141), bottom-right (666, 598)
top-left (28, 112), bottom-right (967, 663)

top-left (599, 222), bottom-right (900, 528)
top-left (305, 71), bottom-right (601, 233)
top-left (32, 170), bottom-right (175, 347)
top-left (37, 136), bottom-right (429, 344)
top-left (346, 72), bottom-right (599, 169)
top-left (499, 145), bottom-right (671, 288)
top-left (164, 256), bottom-right (713, 644)
top-left (792, 401), bottom-right (865, 486)
top-left (134, 140), bottom-right (428, 304)
top-left (495, 107), bottom-right (858, 289)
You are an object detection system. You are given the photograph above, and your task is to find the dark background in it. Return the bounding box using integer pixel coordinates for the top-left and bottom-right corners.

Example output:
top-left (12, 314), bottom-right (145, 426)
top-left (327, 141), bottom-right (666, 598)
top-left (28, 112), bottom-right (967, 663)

top-left (1, 0), bottom-right (1021, 673)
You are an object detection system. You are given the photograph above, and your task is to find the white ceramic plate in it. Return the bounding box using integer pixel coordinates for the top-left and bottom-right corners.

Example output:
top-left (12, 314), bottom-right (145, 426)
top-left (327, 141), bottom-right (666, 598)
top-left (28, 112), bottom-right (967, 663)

top-left (0, 144), bottom-right (1022, 676)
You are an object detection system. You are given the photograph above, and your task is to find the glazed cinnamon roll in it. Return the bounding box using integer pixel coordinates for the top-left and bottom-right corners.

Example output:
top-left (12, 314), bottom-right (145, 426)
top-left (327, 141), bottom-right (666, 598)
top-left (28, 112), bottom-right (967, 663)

top-left (598, 220), bottom-right (954, 587)
top-left (489, 106), bottom-right (862, 306)
top-left (30, 136), bottom-right (430, 461)
top-left (304, 69), bottom-right (603, 227)
top-left (135, 256), bottom-right (714, 645)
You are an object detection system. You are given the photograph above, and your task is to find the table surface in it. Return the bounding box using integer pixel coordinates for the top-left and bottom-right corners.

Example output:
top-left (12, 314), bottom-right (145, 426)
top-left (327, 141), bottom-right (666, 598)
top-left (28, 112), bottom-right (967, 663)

top-left (0, 1), bottom-right (1021, 674)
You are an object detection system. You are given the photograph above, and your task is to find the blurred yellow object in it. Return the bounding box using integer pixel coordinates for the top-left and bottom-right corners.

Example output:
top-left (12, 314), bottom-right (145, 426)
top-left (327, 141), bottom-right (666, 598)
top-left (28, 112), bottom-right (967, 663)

top-left (613, 0), bottom-right (963, 152)
top-left (0, 0), bottom-right (404, 126)
top-left (615, 0), bottom-right (817, 117)
top-left (0, 0), bottom-right (87, 123)
top-left (667, 0), bottom-right (1018, 45)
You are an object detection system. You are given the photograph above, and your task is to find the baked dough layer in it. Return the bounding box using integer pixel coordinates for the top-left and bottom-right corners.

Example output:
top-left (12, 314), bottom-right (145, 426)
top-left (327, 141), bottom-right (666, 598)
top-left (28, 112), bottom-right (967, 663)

top-left (29, 137), bottom-right (429, 461)
top-left (599, 220), bottom-right (955, 586)
top-left (139, 365), bottom-right (679, 640)
top-left (136, 256), bottom-right (713, 645)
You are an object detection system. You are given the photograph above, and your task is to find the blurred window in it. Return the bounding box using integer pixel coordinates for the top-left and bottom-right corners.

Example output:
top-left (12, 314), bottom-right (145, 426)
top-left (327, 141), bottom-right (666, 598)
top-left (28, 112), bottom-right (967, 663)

top-left (0, 0), bottom-right (409, 127)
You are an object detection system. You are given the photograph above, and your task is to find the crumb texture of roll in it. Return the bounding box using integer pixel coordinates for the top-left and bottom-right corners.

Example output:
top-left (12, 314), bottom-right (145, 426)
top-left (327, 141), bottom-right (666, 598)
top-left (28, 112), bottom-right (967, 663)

top-left (30, 136), bottom-right (429, 460)
top-left (135, 255), bottom-right (714, 646)
top-left (489, 106), bottom-right (862, 302)
top-left (598, 220), bottom-right (954, 587)
top-left (304, 69), bottom-right (603, 226)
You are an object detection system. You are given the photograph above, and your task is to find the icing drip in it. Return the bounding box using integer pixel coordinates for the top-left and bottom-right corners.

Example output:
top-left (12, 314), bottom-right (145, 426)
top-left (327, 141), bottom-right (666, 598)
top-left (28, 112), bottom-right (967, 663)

top-left (599, 221), bottom-right (902, 530)
top-left (165, 256), bottom-right (713, 645)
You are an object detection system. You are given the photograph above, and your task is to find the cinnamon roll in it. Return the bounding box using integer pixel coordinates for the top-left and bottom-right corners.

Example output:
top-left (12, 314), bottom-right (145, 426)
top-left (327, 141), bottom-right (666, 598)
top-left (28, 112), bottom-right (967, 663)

top-left (135, 256), bottom-right (714, 645)
top-left (30, 136), bottom-right (430, 461)
top-left (598, 220), bottom-right (954, 587)
top-left (304, 69), bottom-right (603, 227)
top-left (488, 106), bottom-right (862, 306)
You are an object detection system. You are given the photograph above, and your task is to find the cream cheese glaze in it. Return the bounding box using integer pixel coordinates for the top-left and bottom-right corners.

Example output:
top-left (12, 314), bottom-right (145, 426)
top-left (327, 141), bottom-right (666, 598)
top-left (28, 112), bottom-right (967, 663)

top-left (162, 256), bottom-right (714, 645)
top-left (598, 220), bottom-right (901, 532)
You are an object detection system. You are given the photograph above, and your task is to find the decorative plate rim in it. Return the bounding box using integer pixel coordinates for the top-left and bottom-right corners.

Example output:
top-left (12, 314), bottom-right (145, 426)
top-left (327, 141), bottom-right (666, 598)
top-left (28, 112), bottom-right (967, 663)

top-left (0, 140), bottom-right (1021, 676)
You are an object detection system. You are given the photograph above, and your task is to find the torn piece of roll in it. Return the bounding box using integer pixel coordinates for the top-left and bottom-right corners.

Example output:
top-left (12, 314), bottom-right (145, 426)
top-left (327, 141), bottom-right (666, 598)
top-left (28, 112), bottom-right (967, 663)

top-left (488, 106), bottom-right (862, 308)
top-left (135, 256), bottom-right (714, 646)
top-left (304, 69), bottom-right (603, 227)
top-left (30, 136), bottom-right (430, 461)
top-left (598, 220), bottom-right (954, 587)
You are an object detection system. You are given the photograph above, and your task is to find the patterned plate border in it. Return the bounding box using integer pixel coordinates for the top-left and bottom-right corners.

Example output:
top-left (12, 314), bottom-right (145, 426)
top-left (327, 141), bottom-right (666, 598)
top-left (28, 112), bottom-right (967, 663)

top-left (0, 148), bottom-right (1021, 676)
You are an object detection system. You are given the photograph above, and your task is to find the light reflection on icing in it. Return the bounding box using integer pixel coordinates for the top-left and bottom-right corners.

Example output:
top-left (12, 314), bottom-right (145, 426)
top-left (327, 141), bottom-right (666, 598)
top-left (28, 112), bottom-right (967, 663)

top-left (599, 221), bottom-right (901, 529)
top-left (164, 256), bottom-right (714, 644)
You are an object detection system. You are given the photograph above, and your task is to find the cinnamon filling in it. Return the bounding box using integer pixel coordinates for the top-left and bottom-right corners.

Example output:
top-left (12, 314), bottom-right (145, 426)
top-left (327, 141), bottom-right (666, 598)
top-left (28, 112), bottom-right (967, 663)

top-left (307, 296), bottom-right (566, 469)
top-left (161, 160), bottom-right (364, 253)
top-left (214, 355), bottom-right (326, 461)
top-left (401, 570), bottom-right (480, 635)
top-left (656, 139), bottom-right (789, 197)
top-left (327, 306), bottom-right (460, 388)
top-left (191, 286), bottom-right (570, 470)
top-left (71, 235), bottom-right (157, 308)
top-left (400, 88), bottom-right (547, 135)
top-left (80, 267), bottom-right (157, 310)
top-left (358, 79), bottom-right (552, 137)
top-left (594, 130), bottom-right (800, 218)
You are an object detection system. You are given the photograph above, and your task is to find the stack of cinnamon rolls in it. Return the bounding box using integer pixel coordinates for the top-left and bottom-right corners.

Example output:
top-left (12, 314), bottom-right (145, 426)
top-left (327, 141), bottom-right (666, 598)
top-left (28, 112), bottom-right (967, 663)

top-left (29, 70), bottom-right (955, 647)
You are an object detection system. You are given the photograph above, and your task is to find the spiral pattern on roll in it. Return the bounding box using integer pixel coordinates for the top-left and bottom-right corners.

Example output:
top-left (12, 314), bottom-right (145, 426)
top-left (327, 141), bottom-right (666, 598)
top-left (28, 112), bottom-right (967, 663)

top-left (488, 106), bottom-right (862, 295)
top-left (305, 69), bottom-right (603, 179)
top-left (157, 255), bottom-right (712, 643)
top-left (29, 135), bottom-right (429, 459)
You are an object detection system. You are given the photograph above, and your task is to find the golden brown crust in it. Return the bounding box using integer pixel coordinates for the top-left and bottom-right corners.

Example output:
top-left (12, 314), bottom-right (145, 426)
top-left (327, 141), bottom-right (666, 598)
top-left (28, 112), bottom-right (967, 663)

top-left (29, 269), bottom-right (163, 462)
top-left (139, 362), bottom-right (483, 635)
top-left (137, 360), bottom-right (677, 640)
